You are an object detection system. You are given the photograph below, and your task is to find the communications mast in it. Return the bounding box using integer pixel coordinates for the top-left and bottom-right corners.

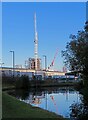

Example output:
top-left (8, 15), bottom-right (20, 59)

top-left (34, 13), bottom-right (38, 71)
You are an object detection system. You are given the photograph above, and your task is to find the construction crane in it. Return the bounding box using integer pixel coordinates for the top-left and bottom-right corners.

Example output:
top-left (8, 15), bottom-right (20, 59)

top-left (50, 95), bottom-right (58, 114)
top-left (34, 13), bottom-right (38, 71)
top-left (48, 49), bottom-right (59, 70)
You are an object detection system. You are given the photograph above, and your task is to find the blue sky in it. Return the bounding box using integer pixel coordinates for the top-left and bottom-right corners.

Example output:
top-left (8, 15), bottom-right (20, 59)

top-left (2, 2), bottom-right (86, 71)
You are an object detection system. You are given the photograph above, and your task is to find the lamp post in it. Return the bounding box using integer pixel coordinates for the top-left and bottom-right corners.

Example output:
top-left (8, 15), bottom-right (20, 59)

top-left (10, 50), bottom-right (15, 77)
top-left (43, 55), bottom-right (47, 71)
top-left (0, 62), bottom-right (4, 68)
top-left (43, 55), bottom-right (47, 80)
top-left (43, 55), bottom-right (47, 109)
top-left (0, 59), bottom-right (4, 68)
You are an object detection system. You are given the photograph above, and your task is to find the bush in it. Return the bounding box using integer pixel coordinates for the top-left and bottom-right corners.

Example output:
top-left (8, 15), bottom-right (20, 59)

top-left (15, 75), bottom-right (30, 89)
top-left (70, 102), bottom-right (88, 120)
top-left (75, 80), bottom-right (84, 90)
top-left (2, 76), bottom-right (15, 86)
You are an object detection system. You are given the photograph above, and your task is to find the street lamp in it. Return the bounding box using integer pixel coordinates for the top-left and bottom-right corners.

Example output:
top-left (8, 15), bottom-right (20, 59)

top-left (43, 55), bottom-right (47, 71)
top-left (10, 50), bottom-right (15, 77)
top-left (43, 55), bottom-right (47, 80)
top-left (0, 59), bottom-right (4, 67)
top-left (0, 62), bottom-right (4, 68)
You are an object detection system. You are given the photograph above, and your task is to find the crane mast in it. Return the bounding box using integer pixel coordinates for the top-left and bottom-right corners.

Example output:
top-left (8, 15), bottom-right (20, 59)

top-left (34, 13), bottom-right (38, 71)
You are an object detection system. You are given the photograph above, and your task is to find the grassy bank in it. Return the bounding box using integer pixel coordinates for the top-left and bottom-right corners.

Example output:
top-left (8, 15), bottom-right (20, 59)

top-left (2, 92), bottom-right (67, 119)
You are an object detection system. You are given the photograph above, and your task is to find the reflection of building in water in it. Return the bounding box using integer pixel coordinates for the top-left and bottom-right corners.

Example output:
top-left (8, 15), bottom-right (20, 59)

top-left (32, 98), bottom-right (41, 104)
top-left (21, 92), bottom-right (45, 105)
top-left (65, 89), bottom-right (69, 101)
top-left (32, 92), bottom-right (45, 105)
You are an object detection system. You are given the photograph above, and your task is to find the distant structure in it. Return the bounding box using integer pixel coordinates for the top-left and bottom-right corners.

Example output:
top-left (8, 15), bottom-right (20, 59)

top-left (24, 60), bottom-right (29, 69)
top-left (27, 58), bottom-right (41, 70)
top-left (15, 65), bottom-right (22, 68)
top-left (34, 13), bottom-right (38, 71)
top-left (25, 13), bottom-right (41, 71)
top-left (62, 66), bottom-right (67, 73)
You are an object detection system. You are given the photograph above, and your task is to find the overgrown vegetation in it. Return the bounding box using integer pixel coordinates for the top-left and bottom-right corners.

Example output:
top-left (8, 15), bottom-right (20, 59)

top-left (2, 75), bottom-right (77, 90)
top-left (70, 86), bottom-right (88, 120)
top-left (70, 102), bottom-right (88, 120)
top-left (2, 75), bottom-right (15, 88)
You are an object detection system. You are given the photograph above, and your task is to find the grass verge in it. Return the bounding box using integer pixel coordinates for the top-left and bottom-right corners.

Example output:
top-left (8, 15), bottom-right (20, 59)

top-left (2, 92), bottom-right (67, 119)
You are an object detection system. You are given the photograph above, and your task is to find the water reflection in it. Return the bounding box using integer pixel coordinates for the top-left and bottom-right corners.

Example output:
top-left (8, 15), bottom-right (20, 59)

top-left (8, 87), bottom-right (81, 118)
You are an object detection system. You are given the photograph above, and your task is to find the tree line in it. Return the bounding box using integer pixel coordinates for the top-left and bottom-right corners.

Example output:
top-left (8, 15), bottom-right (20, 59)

top-left (62, 21), bottom-right (88, 120)
top-left (62, 21), bottom-right (88, 87)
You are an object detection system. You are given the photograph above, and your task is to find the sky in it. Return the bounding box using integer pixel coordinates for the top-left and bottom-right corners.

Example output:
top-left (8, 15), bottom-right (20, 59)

top-left (2, 2), bottom-right (86, 71)
top-left (0, 2), bottom-right (2, 65)
top-left (1, 0), bottom-right (87, 2)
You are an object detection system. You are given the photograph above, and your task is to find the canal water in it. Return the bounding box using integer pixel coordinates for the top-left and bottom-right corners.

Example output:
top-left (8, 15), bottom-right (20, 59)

top-left (8, 87), bottom-right (82, 118)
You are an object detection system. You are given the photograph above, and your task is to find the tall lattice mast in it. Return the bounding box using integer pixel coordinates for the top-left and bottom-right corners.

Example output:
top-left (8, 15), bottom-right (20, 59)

top-left (34, 13), bottom-right (38, 71)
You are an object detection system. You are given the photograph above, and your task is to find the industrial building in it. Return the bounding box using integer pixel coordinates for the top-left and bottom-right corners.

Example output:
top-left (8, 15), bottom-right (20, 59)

top-left (0, 67), bottom-right (65, 80)
top-left (27, 58), bottom-right (41, 70)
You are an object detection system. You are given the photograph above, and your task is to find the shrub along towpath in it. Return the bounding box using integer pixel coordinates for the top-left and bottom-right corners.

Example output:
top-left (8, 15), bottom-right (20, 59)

top-left (2, 92), bottom-right (68, 119)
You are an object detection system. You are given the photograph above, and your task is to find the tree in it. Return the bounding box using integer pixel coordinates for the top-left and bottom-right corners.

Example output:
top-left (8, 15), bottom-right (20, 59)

top-left (62, 21), bottom-right (88, 85)
top-left (70, 102), bottom-right (88, 120)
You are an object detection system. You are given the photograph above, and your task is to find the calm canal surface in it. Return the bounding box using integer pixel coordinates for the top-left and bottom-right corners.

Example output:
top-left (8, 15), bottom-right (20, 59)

top-left (8, 87), bottom-right (82, 118)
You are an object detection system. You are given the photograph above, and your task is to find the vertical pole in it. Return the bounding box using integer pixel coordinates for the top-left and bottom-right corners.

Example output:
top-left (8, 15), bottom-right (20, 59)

top-left (45, 56), bottom-right (47, 70)
top-left (43, 55), bottom-right (47, 80)
top-left (34, 12), bottom-right (38, 71)
top-left (43, 55), bottom-right (47, 70)
top-left (13, 51), bottom-right (14, 77)
top-left (0, 63), bottom-right (4, 68)
top-left (10, 51), bottom-right (15, 77)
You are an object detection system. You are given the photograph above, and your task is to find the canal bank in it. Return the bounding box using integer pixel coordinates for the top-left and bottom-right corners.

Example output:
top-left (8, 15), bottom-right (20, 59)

top-left (2, 92), bottom-right (67, 119)
top-left (3, 86), bottom-right (80, 119)
top-left (2, 82), bottom-right (77, 91)
top-left (2, 78), bottom-right (79, 119)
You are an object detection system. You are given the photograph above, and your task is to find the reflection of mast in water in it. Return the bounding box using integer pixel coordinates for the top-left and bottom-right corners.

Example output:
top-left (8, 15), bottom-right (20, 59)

top-left (65, 89), bottom-right (69, 101)
top-left (45, 91), bottom-right (48, 110)
top-left (63, 89), bottom-right (69, 101)
top-left (76, 91), bottom-right (79, 103)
